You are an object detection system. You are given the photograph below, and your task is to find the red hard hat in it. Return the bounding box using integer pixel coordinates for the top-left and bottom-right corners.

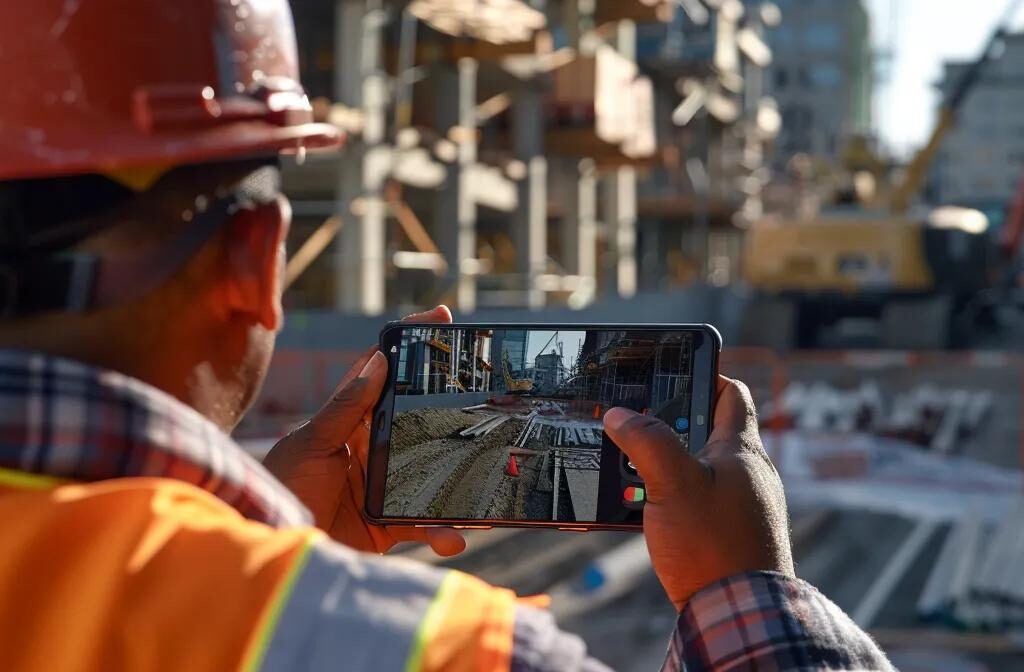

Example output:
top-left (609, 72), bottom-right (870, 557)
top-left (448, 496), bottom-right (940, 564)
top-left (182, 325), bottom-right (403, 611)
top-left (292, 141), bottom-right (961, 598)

top-left (0, 0), bottom-right (340, 185)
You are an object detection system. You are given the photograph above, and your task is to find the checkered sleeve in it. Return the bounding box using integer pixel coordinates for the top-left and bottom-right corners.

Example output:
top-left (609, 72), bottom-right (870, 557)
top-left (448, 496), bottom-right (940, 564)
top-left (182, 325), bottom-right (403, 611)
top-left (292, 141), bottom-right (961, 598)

top-left (662, 572), bottom-right (893, 672)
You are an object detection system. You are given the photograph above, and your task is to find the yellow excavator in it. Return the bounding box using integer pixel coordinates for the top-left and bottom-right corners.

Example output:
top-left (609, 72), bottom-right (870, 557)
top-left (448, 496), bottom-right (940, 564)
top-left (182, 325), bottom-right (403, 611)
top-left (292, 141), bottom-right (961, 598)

top-left (502, 350), bottom-right (534, 394)
top-left (743, 1), bottom-right (1020, 349)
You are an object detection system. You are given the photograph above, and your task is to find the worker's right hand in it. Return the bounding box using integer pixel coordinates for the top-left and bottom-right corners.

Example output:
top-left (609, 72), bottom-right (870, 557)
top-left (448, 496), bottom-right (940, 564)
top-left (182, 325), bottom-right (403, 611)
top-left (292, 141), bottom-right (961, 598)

top-left (603, 376), bottom-right (794, 612)
top-left (263, 305), bottom-right (467, 557)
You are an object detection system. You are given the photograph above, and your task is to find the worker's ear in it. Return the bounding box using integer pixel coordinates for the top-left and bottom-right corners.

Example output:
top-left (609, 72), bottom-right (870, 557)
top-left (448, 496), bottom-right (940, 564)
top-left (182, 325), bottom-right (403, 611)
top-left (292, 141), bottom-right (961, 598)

top-left (220, 196), bottom-right (291, 332)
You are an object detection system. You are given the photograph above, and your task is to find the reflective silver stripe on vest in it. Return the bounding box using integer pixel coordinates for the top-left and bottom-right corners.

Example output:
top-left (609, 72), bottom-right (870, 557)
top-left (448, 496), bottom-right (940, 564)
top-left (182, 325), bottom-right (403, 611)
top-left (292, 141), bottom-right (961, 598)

top-left (258, 538), bottom-right (449, 671)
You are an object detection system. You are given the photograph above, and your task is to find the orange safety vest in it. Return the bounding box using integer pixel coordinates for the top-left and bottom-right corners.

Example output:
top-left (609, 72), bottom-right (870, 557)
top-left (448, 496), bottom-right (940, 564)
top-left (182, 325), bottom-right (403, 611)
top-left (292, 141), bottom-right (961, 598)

top-left (0, 468), bottom-right (520, 671)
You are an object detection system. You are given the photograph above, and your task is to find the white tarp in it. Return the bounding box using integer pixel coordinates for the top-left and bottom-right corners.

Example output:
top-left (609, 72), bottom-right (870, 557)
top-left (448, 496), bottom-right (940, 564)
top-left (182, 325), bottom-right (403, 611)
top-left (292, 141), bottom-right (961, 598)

top-left (766, 431), bottom-right (1022, 523)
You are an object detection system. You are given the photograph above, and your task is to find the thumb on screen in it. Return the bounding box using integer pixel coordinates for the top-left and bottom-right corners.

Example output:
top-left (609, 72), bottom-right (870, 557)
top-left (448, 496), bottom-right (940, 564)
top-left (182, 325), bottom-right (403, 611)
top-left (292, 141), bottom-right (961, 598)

top-left (603, 408), bottom-right (708, 502)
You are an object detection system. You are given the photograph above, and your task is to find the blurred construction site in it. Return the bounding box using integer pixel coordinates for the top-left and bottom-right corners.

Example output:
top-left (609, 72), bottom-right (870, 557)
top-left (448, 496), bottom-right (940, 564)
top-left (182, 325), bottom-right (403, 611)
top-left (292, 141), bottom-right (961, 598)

top-left (246, 0), bottom-right (1024, 669)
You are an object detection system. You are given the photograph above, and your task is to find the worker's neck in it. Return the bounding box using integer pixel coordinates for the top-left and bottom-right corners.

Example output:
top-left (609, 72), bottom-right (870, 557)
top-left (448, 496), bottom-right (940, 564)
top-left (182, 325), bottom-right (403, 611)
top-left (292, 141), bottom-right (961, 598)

top-left (0, 319), bottom-right (243, 433)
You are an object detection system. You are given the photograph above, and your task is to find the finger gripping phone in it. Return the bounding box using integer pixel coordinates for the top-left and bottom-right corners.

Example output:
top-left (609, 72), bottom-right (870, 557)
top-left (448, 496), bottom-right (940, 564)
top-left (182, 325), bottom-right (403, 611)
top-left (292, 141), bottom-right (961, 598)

top-left (365, 323), bottom-right (721, 531)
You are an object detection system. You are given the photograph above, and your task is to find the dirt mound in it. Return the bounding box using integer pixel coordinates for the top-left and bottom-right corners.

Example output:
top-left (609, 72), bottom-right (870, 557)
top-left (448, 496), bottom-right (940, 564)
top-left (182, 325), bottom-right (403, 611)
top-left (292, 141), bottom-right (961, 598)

top-left (390, 408), bottom-right (479, 453)
top-left (383, 415), bottom-right (528, 519)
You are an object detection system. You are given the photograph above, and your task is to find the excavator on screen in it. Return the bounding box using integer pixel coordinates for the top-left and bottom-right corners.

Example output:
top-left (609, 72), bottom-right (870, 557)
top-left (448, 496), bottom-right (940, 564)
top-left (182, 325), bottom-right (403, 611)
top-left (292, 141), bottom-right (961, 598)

top-left (502, 350), bottom-right (534, 394)
top-left (743, 0), bottom-right (1024, 349)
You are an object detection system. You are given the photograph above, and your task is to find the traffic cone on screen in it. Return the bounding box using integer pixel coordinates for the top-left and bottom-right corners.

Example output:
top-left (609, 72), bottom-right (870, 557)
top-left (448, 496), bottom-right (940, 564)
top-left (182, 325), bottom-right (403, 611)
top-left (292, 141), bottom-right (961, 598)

top-left (505, 454), bottom-right (520, 477)
top-left (593, 403), bottom-right (601, 419)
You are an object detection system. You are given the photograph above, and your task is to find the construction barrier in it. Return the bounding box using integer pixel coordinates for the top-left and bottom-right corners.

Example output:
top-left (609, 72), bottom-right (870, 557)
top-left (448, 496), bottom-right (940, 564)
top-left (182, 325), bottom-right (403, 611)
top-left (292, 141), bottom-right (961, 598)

top-left (722, 349), bottom-right (1024, 494)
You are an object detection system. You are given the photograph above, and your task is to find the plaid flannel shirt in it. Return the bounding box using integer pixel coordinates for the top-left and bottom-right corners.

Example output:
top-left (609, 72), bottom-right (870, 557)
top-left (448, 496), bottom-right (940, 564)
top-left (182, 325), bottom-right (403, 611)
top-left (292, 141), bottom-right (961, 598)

top-left (0, 349), bottom-right (311, 528)
top-left (0, 350), bottom-right (890, 672)
top-left (666, 573), bottom-right (893, 671)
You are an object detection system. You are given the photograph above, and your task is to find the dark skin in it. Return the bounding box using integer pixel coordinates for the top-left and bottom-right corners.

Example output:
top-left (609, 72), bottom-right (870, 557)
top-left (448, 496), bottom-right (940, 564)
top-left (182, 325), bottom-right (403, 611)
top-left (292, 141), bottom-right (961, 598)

top-left (604, 377), bottom-right (794, 609)
top-left (268, 299), bottom-right (796, 607)
top-left (262, 305), bottom-right (466, 556)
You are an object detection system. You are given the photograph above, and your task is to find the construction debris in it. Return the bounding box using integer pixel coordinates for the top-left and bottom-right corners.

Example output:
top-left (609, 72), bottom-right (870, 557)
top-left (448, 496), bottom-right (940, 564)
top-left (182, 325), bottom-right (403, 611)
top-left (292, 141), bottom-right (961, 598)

top-left (765, 381), bottom-right (993, 453)
top-left (460, 414), bottom-right (511, 437)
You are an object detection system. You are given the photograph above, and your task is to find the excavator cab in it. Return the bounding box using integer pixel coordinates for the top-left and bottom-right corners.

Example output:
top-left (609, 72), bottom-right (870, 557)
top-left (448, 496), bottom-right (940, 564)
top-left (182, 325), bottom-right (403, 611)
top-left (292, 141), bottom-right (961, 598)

top-left (742, 207), bottom-right (991, 350)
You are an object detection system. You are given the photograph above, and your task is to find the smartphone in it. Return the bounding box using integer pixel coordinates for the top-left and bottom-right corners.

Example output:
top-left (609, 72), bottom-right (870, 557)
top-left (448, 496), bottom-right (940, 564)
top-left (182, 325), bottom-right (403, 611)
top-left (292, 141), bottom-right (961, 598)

top-left (365, 323), bottom-right (721, 531)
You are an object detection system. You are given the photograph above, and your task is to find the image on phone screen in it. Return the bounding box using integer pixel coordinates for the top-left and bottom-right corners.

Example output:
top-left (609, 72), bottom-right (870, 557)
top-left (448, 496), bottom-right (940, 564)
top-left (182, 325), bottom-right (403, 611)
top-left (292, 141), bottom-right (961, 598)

top-left (378, 328), bottom-right (700, 525)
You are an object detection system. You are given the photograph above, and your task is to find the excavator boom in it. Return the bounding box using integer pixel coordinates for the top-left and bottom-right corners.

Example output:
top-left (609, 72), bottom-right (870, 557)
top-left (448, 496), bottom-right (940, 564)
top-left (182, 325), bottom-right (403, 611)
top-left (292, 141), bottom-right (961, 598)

top-left (890, 0), bottom-right (1024, 213)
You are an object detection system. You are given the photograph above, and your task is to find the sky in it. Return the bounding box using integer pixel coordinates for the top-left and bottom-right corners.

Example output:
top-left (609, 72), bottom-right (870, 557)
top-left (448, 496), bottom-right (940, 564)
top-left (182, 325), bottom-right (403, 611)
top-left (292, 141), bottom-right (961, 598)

top-left (526, 330), bottom-right (586, 368)
top-left (865, 0), bottom-right (1024, 157)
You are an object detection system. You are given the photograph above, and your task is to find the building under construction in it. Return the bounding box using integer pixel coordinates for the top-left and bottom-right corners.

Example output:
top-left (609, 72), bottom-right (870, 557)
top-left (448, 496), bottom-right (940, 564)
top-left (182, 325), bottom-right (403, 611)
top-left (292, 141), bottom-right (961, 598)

top-left (396, 327), bottom-right (494, 393)
top-left (282, 0), bottom-right (781, 314)
top-left (564, 330), bottom-right (694, 412)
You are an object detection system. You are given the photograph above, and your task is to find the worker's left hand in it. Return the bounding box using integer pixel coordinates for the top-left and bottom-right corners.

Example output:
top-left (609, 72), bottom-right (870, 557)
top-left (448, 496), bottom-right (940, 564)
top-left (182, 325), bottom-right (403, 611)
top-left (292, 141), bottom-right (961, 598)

top-left (262, 305), bottom-right (466, 557)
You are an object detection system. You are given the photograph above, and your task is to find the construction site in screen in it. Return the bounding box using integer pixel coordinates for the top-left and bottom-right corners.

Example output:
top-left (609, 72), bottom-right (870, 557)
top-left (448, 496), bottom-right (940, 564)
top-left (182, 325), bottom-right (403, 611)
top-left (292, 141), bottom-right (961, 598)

top-left (381, 327), bottom-right (694, 522)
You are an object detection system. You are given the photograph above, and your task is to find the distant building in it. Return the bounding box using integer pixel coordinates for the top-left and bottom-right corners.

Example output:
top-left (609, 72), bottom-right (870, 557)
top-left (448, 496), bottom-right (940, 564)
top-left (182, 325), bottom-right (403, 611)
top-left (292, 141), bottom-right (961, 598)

top-left (760, 0), bottom-right (872, 163)
top-left (532, 352), bottom-right (563, 395)
top-left (931, 33), bottom-right (1024, 225)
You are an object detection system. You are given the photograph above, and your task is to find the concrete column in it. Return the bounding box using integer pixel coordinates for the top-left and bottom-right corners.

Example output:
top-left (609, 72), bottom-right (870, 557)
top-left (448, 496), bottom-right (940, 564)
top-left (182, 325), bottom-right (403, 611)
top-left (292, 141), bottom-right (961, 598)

top-left (559, 158), bottom-right (597, 304)
top-left (640, 220), bottom-right (663, 291)
top-left (434, 60), bottom-right (479, 313)
top-left (605, 18), bottom-right (638, 299)
top-left (334, 0), bottom-right (387, 315)
top-left (512, 88), bottom-right (547, 310)
top-left (604, 166), bottom-right (638, 298)
top-left (456, 59), bottom-right (479, 313)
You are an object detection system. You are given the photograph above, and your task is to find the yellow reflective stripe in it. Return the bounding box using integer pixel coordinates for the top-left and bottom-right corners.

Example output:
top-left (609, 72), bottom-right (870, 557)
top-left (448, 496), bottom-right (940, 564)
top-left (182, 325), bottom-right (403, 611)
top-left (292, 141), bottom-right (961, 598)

top-left (0, 467), bottom-right (66, 490)
top-left (405, 571), bottom-right (457, 672)
top-left (243, 536), bottom-right (315, 672)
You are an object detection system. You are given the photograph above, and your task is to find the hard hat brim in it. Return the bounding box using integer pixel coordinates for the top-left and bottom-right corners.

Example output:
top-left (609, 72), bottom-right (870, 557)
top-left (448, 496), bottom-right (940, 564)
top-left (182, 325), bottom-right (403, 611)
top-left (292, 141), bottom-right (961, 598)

top-left (0, 121), bottom-right (343, 184)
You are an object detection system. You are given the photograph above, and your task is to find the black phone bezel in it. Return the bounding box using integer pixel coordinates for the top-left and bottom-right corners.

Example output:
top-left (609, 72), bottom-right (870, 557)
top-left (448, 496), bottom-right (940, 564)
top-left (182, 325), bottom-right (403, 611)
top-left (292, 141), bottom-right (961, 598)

top-left (365, 322), bottom-right (722, 532)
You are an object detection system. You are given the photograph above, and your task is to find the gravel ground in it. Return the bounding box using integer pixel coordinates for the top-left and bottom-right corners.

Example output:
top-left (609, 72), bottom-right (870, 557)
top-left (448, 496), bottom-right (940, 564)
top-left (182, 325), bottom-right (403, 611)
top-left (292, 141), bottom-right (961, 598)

top-left (384, 410), bottom-right (526, 519)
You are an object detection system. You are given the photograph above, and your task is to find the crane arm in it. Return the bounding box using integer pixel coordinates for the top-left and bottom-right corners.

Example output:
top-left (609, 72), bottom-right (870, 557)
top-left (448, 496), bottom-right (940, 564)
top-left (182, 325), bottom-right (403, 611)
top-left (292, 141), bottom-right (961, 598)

top-left (890, 109), bottom-right (956, 214)
top-left (890, 0), bottom-right (1024, 213)
top-left (537, 331), bottom-right (559, 356)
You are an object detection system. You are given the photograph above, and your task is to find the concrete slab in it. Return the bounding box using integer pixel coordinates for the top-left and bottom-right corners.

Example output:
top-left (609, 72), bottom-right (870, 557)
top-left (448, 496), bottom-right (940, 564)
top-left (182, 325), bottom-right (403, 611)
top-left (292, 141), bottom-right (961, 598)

top-left (564, 466), bottom-right (600, 521)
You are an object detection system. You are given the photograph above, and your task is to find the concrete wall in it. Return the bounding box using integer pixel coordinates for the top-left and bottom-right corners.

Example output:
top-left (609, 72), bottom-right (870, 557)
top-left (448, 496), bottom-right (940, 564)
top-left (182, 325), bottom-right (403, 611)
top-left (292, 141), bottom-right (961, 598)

top-left (395, 392), bottom-right (491, 413)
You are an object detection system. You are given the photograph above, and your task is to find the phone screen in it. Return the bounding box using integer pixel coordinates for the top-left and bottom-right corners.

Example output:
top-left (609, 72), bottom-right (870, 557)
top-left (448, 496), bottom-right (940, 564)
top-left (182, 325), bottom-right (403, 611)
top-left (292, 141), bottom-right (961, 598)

top-left (371, 326), bottom-right (714, 526)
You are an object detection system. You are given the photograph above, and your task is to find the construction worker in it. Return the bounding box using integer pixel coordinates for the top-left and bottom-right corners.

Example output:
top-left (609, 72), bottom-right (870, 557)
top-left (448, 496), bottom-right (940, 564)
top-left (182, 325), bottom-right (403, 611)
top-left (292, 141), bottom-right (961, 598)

top-left (0, 1), bottom-right (893, 670)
